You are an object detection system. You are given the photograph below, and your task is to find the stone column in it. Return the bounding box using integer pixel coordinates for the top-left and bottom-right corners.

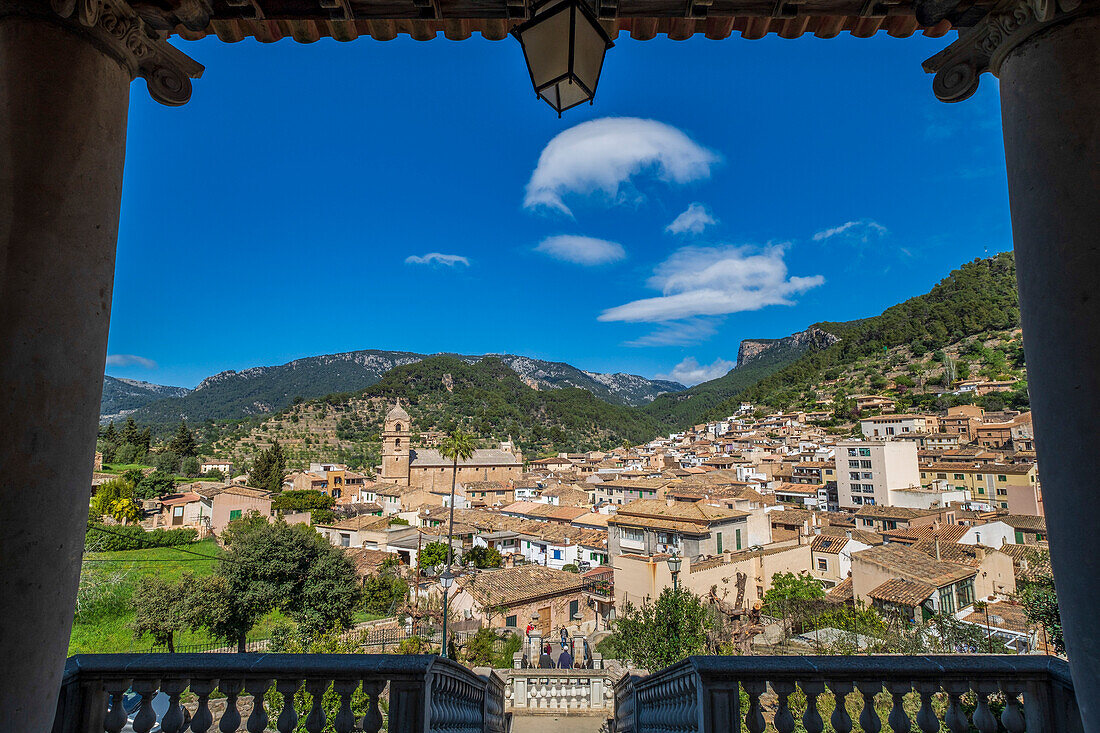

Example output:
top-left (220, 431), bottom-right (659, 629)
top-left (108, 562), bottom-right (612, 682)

top-left (0, 2), bottom-right (200, 728)
top-left (925, 3), bottom-right (1099, 729)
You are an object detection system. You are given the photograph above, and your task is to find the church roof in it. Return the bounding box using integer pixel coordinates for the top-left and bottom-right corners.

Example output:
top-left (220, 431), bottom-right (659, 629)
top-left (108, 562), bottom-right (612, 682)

top-left (410, 448), bottom-right (521, 467)
top-left (386, 403), bottom-right (410, 423)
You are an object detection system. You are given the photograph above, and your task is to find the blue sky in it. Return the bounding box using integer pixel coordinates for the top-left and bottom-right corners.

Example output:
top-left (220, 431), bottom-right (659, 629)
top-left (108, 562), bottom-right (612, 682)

top-left (107, 28), bottom-right (1009, 388)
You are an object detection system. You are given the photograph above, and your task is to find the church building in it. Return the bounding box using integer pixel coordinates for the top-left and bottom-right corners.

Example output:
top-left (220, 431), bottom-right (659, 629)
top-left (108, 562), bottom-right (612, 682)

top-left (380, 404), bottom-right (523, 491)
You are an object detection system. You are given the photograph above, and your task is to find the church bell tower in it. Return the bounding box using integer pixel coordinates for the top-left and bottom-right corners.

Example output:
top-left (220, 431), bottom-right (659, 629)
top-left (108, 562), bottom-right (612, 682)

top-left (381, 402), bottom-right (411, 485)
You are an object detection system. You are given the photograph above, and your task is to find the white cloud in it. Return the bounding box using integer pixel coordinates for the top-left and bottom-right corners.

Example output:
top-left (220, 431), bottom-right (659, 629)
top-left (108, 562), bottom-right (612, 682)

top-left (535, 235), bottom-right (626, 266)
top-left (405, 253), bottom-right (470, 267)
top-left (811, 220), bottom-right (887, 243)
top-left (625, 318), bottom-right (719, 347)
top-left (524, 118), bottom-right (718, 216)
top-left (657, 356), bottom-right (736, 386)
top-left (599, 244), bottom-right (824, 323)
top-left (666, 203), bottom-right (717, 235)
top-left (106, 354), bottom-right (157, 369)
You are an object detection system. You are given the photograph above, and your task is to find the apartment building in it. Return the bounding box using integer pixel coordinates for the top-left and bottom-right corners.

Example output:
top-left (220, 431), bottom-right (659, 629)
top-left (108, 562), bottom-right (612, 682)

top-left (835, 440), bottom-right (921, 510)
top-left (919, 462), bottom-right (1042, 515)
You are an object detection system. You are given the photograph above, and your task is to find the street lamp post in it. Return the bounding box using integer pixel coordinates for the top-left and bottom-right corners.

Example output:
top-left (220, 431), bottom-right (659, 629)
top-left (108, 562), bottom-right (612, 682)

top-left (666, 552), bottom-right (682, 591)
top-left (440, 569), bottom-right (454, 658)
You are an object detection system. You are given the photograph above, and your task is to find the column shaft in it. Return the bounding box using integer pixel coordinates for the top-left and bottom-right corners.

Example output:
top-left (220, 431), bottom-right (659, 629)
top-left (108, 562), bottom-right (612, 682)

top-left (999, 12), bottom-right (1100, 730)
top-left (0, 14), bottom-right (129, 729)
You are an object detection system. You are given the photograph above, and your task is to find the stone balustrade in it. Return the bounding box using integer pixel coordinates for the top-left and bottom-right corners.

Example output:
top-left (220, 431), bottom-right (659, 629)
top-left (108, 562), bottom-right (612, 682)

top-left (500, 668), bottom-right (617, 713)
top-left (52, 653), bottom-right (507, 733)
top-left (612, 655), bottom-right (1082, 733)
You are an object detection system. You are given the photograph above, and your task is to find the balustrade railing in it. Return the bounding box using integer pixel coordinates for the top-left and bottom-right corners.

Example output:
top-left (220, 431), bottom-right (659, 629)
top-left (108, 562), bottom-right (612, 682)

top-left (612, 655), bottom-right (1082, 733)
top-left (52, 653), bottom-right (506, 733)
top-left (500, 668), bottom-right (616, 713)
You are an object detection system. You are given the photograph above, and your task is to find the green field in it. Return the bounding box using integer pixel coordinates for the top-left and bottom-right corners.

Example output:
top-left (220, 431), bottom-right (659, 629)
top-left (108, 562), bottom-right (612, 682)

top-left (70, 538), bottom-right (290, 654)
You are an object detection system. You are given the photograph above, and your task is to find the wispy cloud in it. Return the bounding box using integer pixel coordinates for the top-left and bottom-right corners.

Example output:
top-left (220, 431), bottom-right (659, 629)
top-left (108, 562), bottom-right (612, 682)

top-left (657, 356), bottom-right (736, 386)
top-left (524, 118), bottom-right (718, 216)
top-left (812, 220), bottom-right (887, 243)
top-left (600, 244), bottom-right (824, 323)
top-left (625, 318), bottom-right (720, 347)
top-left (106, 354), bottom-right (157, 369)
top-left (535, 235), bottom-right (626, 266)
top-left (665, 203), bottom-right (717, 235)
top-left (405, 253), bottom-right (471, 267)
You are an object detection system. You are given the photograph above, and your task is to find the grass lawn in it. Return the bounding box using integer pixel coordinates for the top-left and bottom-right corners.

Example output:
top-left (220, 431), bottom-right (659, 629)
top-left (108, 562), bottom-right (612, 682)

top-left (99, 462), bottom-right (153, 474)
top-left (69, 538), bottom-right (290, 654)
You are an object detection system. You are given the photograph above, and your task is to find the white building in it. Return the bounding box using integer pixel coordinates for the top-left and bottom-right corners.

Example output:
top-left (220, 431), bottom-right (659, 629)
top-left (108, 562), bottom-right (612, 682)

top-left (859, 414), bottom-right (936, 439)
top-left (835, 440), bottom-right (921, 510)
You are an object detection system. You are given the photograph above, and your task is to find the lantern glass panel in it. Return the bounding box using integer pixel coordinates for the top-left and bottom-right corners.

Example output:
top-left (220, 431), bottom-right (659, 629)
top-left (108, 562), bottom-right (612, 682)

top-left (518, 4), bottom-right (572, 89)
top-left (542, 80), bottom-right (590, 113)
top-left (572, 10), bottom-right (607, 95)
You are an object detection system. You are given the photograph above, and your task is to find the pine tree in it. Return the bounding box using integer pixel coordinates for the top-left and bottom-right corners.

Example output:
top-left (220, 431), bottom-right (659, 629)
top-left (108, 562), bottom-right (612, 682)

top-left (104, 421), bottom-right (119, 445)
top-left (138, 427), bottom-right (153, 453)
top-left (167, 420), bottom-right (198, 458)
top-left (122, 416), bottom-right (139, 446)
top-left (250, 441), bottom-right (287, 493)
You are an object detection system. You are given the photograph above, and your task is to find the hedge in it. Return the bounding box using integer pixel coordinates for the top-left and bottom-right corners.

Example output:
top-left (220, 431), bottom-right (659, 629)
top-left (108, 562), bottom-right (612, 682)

top-left (86, 523), bottom-right (198, 552)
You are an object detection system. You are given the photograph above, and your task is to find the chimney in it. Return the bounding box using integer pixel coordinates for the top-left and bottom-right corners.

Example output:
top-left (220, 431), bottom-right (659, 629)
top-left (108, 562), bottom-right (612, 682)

top-left (935, 538), bottom-right (942, 562)
top-left (845, 530), bottom-right (852, 540)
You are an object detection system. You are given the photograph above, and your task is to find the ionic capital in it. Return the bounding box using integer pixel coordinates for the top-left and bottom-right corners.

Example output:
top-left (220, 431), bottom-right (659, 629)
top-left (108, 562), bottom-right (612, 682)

top-left (0, 0), bottom-right (203, 105)
top-left (922, 0), bottom-right (1095, 102)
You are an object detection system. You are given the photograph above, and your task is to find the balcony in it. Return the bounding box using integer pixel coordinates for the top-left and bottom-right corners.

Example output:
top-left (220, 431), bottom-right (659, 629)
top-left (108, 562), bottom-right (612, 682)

top-left (52, 654), bottom-right (508, 733)
top-left (52, 652), bottom-right (1082, 732)
top-left (613, 655), bottom-right (1082, 733)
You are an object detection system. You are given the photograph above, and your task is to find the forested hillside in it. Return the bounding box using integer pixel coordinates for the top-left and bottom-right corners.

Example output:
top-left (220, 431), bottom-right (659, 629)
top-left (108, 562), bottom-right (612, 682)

top-left (714, 252), bottom-right (1023, 416)
top-left (210, 356), bottom-right (660, 468)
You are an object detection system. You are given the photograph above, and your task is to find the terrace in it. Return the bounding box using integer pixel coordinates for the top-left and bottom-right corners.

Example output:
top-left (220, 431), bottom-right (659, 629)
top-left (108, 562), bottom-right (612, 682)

top-left (1, 0), bottom-right (1097, 730)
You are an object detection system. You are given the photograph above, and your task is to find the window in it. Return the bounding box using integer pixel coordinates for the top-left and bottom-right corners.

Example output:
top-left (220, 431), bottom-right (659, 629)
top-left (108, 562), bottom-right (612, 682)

top-left (998, 475), bottom-right (1008, 482)
top-left (229, 509), bottom-right (242, 521)
top-left (552, 549), bottom-right (562, 560)
top-left (859, 448), bottom-right (871, 457)
top-left (506, 615), bottom-right (517, 628)
top-left (864, 485), bottom-right (876, 493)
top-left (735, 528), bottom-right (742, 551)
top-left (997, 488), bottom-right (1008, 496)
top-left (851, 496), bottom-right (863, 505)
top-left (1001, 502), bottom-right (1009, 509)
top-left (861, 460), bottom-right (872, 469)
top-left (849, 460), bottom-right (861, 468)
top-left (886, 427), bottom-right (895, 435)
top-left (956, 580), bottom-right (975, 609)
top-left (848, 448), bottom-right (858, 456)
top-left (850, 472), bottom-right (861, 481)
top-left (863, 519), bottom-right (875, 527)
top-left (340, 533), bottom-right (351, 547)
top-left (569, 600), bottom-right (579, 619)
top-left (862, 473), bottom-right (873, 480)
top-left (818, 558), bottom-right (828, 571)
top-left (173, 506), bottom-right (184, 517)
top-left (717, 532), bottom-right (724, 553)
top-left (937, 473), bottom-right (947, 479)
top-left (954, 474), bottom-right (965, 480)
top-left (975, 474), bottom-right (984, 480)
top-left (395, 438), bottom-right (401, 447)
top-left (939, 586), bottom-right (956, 614)
top-left (977, 486), bottom-right (985, 494)
top-left (621, 528), bottom-right (643, 542)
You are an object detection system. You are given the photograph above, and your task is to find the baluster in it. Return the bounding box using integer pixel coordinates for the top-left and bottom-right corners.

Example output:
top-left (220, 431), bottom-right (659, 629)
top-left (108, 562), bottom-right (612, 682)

top-left (333, 680), bottom-right (358, 733)
top-left (999, 682), bottom-right (1027, 733)
top-left (914, 682), bottom-right (941, 733)
top-left (304, 679), bottom-right (329, 733)
top-left (131, 679), bottom-right (160, 733)
top-left (800, 681), bottom-right (826, 733)
top-left (189, 679), bottom-right (218, 733)
top-left (773, 681), bottom-right (797, 733)
top-left (885, 682), bottom-right (912, 733)
top-left (104, 678), bottom-right (133, 733)
top-left (827, 681), bottom-right (854, 733)
top-left (218, 679), bottom-right (244, 733)
top-left (244, 678), bottom-right (273, 733)
top-left (973, 682), bottom-right (999, 733)
top-left (160, 678), bottom-right (188, 733)
top-left (361, 679), bottom-right (386, 733)
top-left (943, 680), bottom-right (971, 733)
top-left (743, 681), bottom-right (766, 733)
top-left (275, 679), bottom-right (303, 733)
top-left (855, 681), bottom-right (883, 733)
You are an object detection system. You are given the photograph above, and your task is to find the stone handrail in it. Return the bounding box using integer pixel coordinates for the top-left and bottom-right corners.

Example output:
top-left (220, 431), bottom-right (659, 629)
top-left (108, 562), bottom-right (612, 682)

top-left (52, 653), bottom-right (506, 733)
top-left (499, 668), bottom-right (617, 713)
top-left (612, 655), bottom-right (1082, 733)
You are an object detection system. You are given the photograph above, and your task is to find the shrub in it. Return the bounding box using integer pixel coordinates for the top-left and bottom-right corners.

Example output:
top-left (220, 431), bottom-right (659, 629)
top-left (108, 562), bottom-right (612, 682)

top-left (86, 524), bottom-right (197, 552)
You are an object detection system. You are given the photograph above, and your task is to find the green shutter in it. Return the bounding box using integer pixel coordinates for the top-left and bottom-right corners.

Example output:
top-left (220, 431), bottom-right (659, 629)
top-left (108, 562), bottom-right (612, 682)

top-left (229, 509), bottom-right (242, 520)
top-left (716, 532), bottom-right (723, 553)
top-left (735, 528), bottom-right (742, 550)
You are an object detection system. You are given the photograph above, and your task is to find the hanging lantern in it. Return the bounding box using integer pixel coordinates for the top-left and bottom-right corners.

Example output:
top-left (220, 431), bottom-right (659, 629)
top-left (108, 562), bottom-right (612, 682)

top-left (511, 0), bottom-right (614, 117)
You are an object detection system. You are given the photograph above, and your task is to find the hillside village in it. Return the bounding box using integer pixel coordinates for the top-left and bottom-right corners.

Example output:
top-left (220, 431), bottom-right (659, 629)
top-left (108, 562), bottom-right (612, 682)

top-left (91, 380), bottom-right (1050, 657)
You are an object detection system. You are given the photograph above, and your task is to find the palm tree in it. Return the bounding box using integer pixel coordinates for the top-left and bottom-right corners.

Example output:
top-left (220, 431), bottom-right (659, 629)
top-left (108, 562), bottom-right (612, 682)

top-left (437, 429), bottom-right (476, 657)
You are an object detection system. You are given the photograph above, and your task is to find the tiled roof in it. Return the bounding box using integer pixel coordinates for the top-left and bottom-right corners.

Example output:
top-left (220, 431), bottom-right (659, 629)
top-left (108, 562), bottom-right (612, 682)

top-left (999, 515), bottom-right (1047, 532)
top-left (810, 535), bottom-right (849, 554)
top-left (826, 577), bottom-right (854, 604)
top-left (853, 544), bottom-right (977, 588)
top-left (854, 505), bottom-right (946, 521)
top-left (460, 566), bottom-right (585, 607)
top-left (868, 578), bottom-right (935, 606)
top-left (911, 539), bottom-right (998, 567)
top-left (410, 448), bottom-right (520, 468)
top-left (220, 485), bottom-right (272, 499)
top-left (316, 514), bottom-right (391, 532)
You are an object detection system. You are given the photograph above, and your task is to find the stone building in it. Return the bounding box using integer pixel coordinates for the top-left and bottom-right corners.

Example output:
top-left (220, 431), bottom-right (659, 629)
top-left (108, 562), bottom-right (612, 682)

top-left (379, 404), bottom-right (523, 490)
